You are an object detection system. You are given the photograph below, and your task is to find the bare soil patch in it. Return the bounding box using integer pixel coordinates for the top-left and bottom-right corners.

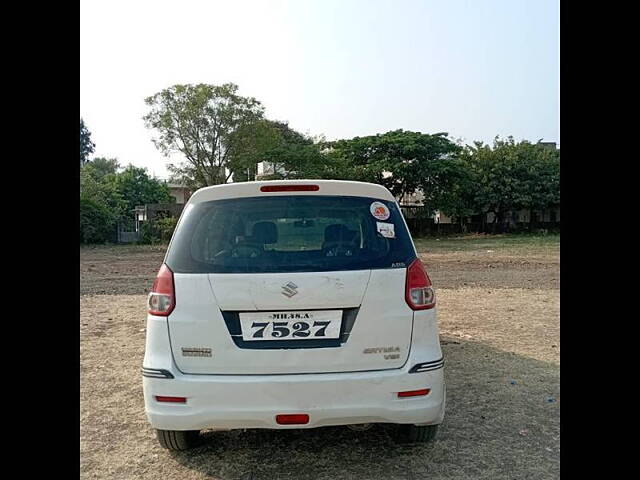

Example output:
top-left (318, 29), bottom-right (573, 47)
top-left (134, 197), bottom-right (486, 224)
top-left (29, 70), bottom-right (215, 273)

top-left (416, 234), bottom-right (559, 290)
top-left (80, 245), bottom-right (166, 295)
top-left (80, 235), bottom-right (559, 295)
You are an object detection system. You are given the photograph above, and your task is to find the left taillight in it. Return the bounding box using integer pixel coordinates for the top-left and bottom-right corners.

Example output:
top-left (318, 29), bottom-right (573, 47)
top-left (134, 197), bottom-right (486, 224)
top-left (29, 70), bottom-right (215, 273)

top-left (148, 263), bottom-right (175, 316)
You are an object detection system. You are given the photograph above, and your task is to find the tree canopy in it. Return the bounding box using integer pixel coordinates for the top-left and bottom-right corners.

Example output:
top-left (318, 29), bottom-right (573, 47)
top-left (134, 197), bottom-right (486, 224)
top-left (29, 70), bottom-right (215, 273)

top-left (111, 165), bottom-right (174, 215)
top-left (243, 120), bottom-right (326, 181)
top-left (84, 157), bottom-right (120, 179)
top-left (80, 118), bottom-right (95, 166)
top-left (321, 130), bottom-right (462, 210)
top-left (460, 137), bottom-right (560, 223)
top-left (143, 83), bottom-right (269, 188)
top-left (80, 161), bottom-right (174, 243)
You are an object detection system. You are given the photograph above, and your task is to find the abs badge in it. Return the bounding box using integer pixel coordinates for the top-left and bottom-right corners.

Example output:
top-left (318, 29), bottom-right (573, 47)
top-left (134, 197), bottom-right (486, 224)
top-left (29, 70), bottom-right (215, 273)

top-left (370, 201), bottom-right (390, 220)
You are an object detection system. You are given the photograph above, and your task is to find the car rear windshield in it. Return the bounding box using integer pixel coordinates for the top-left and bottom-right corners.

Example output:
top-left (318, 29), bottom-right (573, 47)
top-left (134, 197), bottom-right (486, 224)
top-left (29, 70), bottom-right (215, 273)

top-left (165, 195), bottom-right (417, 273)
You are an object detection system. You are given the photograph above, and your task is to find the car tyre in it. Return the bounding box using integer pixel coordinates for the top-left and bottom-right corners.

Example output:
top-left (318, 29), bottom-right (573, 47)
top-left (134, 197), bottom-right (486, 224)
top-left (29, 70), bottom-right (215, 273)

top-left (156, 429), bottom-right (201, 451)
top-left (398, 424), bottom-right (438, 443)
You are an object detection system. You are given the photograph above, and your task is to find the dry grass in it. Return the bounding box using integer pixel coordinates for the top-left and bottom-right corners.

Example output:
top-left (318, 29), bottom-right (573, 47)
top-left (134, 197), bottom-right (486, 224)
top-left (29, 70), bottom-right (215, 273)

top-left (80, 235), bottom-right (559, 479)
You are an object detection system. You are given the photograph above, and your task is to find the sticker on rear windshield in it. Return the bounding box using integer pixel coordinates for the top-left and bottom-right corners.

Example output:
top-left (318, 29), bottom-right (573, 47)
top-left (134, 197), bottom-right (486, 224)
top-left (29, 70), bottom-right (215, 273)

top-left (376, 221), bottom-right (395, 238)
top-left (370, 201), bottom-right (390, 220)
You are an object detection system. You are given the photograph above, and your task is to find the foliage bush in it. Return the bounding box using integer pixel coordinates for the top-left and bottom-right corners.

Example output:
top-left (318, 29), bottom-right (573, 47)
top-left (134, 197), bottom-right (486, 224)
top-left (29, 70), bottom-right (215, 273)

top-left (139, 216), bottom-right (178, 245)
top-left (80, 196), bottom-right (117, 243)
top-left (156, 216), bottom-right (178, 243)
top-left (139, 222), bottom-right (157, 244)
top-left (80, 160), bottom-right (174, 244)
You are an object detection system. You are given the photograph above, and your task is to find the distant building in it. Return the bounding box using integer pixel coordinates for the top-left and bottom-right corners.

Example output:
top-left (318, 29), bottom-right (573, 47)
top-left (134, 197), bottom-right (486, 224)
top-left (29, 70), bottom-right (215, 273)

top-left (167, 183), bottom-right (192, 204)
top-left (256, 162), bottom-right (287, 180)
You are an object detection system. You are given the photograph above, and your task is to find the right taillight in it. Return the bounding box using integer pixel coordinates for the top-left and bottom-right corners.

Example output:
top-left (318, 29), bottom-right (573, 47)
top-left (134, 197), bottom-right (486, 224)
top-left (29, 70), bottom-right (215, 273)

top-left (405, 258), bottom-right (436, 310)
top-left (148, 263), bottom-right (175, 316)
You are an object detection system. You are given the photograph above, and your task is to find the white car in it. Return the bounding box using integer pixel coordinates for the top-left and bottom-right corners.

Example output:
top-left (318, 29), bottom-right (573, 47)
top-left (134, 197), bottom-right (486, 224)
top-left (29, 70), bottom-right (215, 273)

top-left (142, 180), bottom-right (445, 450)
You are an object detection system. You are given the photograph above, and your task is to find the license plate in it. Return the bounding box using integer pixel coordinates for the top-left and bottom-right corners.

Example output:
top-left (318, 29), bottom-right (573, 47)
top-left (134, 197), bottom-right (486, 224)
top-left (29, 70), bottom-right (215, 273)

top-left (239, 310), bottom-right (342, 341)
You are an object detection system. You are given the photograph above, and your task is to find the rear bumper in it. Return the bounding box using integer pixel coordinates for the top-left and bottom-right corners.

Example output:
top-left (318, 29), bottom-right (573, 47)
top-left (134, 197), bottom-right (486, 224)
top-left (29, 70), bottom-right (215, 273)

top-left (142, 364), bottom-right (445, 431)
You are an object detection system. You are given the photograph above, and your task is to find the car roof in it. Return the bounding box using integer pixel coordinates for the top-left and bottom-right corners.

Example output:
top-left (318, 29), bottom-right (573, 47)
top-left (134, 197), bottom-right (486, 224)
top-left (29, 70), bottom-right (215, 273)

top-left (187, 180), bottom-right (396, 205)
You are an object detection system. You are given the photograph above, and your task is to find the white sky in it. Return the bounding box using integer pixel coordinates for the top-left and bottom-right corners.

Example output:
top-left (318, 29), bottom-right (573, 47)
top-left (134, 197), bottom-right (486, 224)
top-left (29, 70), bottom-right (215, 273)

top-left (81, 0), bottom-right (559, 179)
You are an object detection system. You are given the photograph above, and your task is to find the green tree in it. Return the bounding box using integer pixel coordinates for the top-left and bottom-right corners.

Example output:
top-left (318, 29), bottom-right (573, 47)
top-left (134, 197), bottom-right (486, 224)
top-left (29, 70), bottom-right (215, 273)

top-left (324, 130), bottom-right (462, 211)
top-left (80, 196), bottom-right (116, 243)
top-left (80, 118), bottom-right (95, 167)
top-left (462, 137), bottom-right (560, 230)
top-left (228, 119), bottom-right (284, 182)
top-left (109, 165), bottom-right (174, 216)
top-left (80, 160), bottom-right (176, 244)
top-left (526, 142), bottom-right (560, 214)
top-left (81, 158), bottom-right (126, 216)
top-left (143, 83), bottom-right (267, 188)
top-left (240, 120), bottom-right (327, 181)
top-left (84, 157), bottom-right (120, 179)
top-left (428, 156), bottom-right (477, 228)
top-left (80, 161), bottom-right (123, 243)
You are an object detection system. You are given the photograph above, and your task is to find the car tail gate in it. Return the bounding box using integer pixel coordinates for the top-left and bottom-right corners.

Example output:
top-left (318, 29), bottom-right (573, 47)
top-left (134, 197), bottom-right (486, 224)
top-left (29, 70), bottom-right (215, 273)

top-left (160, 183), bottom-right (419, 375)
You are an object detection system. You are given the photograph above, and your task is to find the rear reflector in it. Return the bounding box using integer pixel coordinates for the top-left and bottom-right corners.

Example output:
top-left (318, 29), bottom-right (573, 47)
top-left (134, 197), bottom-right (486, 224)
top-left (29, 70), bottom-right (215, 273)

top-left (260, 185), bottom-right (319, 192)
top-left (275, 414), bottom-right (310, 425)
top-left (397, 389), bottom-right (431, 398)
top-left (155, 396), bottom-right (187, 403)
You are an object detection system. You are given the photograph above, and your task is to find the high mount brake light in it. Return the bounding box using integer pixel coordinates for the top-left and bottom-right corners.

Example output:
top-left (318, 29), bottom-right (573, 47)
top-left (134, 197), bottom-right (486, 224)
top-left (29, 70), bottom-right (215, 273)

top-left (260, 185), bottom-right (319, 192)
top-left (405, 259), bottom-right (436, 310)
top-left (148, 264), bottom-right (175, 316)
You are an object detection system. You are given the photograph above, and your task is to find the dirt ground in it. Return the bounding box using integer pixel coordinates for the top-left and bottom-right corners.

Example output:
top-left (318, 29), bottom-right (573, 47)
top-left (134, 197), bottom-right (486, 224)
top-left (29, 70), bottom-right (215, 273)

top-left (80, 234), bottom-right (559, 479)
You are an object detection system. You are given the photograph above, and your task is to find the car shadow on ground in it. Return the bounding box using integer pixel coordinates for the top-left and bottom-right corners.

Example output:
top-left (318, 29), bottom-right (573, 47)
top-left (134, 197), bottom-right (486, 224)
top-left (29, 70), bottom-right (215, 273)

top-left (168, 336), bottom-right (560, 480)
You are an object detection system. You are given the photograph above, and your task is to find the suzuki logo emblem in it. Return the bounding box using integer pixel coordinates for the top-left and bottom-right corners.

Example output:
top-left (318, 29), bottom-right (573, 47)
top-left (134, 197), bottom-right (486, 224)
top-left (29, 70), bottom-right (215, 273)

top-left (281, 281), bottom-right (298, 298)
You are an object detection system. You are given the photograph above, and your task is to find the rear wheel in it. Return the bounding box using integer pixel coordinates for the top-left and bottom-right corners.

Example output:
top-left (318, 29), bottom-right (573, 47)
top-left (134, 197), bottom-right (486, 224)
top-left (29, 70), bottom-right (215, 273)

top-left (156, 429), bottom-right (200, 451)
top-left (397, 424), bottom-right (438, 443)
